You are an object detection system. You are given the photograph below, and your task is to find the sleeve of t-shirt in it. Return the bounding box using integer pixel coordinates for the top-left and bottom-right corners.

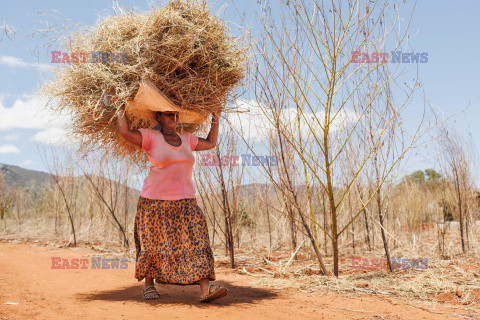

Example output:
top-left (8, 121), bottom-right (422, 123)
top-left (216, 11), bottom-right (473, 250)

top-left (138, 128), bottom-right (153, 152)
top-left (187, 132), bottom-right (199, 151)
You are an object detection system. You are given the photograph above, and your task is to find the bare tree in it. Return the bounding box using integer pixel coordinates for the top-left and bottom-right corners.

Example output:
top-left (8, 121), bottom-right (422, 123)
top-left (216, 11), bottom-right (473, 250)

top-left (440, 127), bottom-right (477, 253)
top-left (250, 0), bottom-right (436, 276)
top-left (41, 148), bottom-right (79, 246)
top-left (0, 171), bottom-right (14, 229)
top-left (80, 157), bottom-right (133, 249)
top-left (195, 124), bottom-right (246, 268)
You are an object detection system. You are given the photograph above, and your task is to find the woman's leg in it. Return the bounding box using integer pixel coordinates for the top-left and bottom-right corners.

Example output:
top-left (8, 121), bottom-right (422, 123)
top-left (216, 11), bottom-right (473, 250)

top-left (145, 276), bottom-right (155, 288)
top-left (135, 197), bottom-right (159, 299)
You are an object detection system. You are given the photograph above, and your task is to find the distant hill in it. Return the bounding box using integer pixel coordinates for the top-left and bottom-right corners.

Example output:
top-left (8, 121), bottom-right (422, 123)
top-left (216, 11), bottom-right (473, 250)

top-left (0, 163), bottom-right (52, 192)
top-left (0, 164), bottom-right (140, 198)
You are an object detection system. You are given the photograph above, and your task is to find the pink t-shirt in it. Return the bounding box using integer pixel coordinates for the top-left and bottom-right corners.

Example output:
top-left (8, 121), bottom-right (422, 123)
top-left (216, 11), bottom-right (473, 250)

top-left (139, 128), bottom-right (199, 200)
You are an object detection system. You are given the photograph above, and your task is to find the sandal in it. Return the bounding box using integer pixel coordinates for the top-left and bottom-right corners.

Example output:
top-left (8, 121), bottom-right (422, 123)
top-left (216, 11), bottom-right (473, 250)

top-left (198, 285), bottom-right (228, 303)
top-left (143, 285), bottom-right (160, 300)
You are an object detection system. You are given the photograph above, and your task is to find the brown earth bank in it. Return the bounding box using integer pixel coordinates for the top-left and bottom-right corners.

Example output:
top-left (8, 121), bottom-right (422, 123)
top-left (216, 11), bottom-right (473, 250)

top-left (0, 241), bottom-right (477, 320)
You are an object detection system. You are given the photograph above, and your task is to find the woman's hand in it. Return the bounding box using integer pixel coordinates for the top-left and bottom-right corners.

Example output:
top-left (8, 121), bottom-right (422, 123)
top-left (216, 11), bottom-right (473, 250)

top-left (116, 102), bottom-right (142, 147)
top-left (212, 110), bottom-right (221, 122)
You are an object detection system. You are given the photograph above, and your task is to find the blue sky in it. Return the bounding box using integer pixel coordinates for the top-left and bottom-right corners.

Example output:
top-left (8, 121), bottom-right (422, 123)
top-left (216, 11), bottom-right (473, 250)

top-left (0, 0), bottom-right (479, 179)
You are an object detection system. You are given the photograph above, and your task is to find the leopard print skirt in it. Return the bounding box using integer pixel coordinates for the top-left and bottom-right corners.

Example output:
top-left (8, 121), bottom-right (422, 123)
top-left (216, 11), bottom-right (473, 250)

top-left (134, 197), bottom-right (215, 285)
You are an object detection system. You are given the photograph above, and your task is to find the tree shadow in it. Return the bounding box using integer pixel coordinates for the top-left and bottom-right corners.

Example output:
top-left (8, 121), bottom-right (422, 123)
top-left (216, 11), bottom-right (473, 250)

top-left (76, 280), bottom-right (278, 306)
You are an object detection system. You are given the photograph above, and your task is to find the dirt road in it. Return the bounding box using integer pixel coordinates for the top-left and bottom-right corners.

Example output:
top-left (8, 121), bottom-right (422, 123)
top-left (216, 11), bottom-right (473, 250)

top-left (0, 241), bottom-right (475, 319)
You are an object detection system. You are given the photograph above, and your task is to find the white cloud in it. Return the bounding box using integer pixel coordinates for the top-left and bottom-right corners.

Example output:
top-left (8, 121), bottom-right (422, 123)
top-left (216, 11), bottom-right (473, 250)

top-left (225, 99), bottom-right (358, 142)
top-left (0, 94), bottom-right (68, 131)
top-left (32, 127), bottom-right (68, 145)
top-left (223, 100), bottom-right (271, 141)
top-left (0, 144), bottom-right (19, 154)
top-left (20, 160), bottom-right (35, 166)
top-left (0, 94), bottom-right (71, 146)
top-left (0, 55), bottom-right (52, 70)
top-left (3, 133), bottom-right (19, 141)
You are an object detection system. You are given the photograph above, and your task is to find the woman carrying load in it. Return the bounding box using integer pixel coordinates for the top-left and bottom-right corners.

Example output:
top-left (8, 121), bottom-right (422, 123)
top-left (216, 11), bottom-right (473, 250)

top-left (110, 89), bottom-right (227, 303)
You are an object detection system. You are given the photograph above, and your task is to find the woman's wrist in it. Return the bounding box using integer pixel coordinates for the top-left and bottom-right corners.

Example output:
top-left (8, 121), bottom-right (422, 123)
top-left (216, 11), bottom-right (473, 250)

top-left (118, 105), bottom-right (125, 115)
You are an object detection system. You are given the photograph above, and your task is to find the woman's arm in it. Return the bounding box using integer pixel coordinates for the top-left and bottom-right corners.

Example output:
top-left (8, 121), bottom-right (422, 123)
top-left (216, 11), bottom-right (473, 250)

top-left (195, 112), bottom-right (220, 151)
top-left (117, 105), bottom-right (142, 147)
top-left (104, 88), bottom-right (142, 147)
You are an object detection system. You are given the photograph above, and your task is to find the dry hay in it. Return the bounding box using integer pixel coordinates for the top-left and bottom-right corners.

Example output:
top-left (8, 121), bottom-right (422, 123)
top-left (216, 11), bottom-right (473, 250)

top-left (40, 0), bottom-right (246, 167)
top-left (236, 256), bottom-right (480, 310)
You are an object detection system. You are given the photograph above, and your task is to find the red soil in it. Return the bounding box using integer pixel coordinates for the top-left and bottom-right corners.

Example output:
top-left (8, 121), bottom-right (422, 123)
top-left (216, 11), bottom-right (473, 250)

top-left (0, 241), bottom-right (475, 320)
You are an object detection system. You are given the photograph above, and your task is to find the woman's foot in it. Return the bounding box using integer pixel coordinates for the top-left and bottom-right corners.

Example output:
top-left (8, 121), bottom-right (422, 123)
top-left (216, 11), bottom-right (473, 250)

top-left (143, 285), bottom-right (160, 300)
top-left (143, 276), bottom-right (159, 300)
top-left (198, 284), bottom-right (228, 303)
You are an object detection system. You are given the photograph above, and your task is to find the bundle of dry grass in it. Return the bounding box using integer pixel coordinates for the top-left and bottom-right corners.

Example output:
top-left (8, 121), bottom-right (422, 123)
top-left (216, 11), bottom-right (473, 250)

top-left (41, 0), bottom-right (246, 167)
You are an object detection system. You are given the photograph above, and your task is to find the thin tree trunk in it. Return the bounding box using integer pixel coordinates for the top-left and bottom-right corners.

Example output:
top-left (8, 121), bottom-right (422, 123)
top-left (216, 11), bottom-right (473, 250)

top-left (363, 208), bottom-right (371, 250)
top-left (123, 180), bottom-right (129, 249)
top-left (377, 188), bottom-right (392, 272)
top-left (266, 200), bottom-right (272, 250)
top-left (349, 195), bottom-right (355, 253)
top-left (54, 177), bottom-right (77, 246)
top-left (464, 205), bottom-right (470, 250)
top-left (453, 167), bottom-right (466, 253)
top-left (324, 143), bottom-right (339, 276)
top-left (358, 186), bottom-right (372, 250)
top-left (323, 193), bottom-right (327, 255)
top-left (274, 122), bottom-right (326, 273)
top-left (217, 153), bottom-right (235, 268)
top-left (287, 204), bottom-right (297, 256)
top-left (296, 207), bottom-right (328, 275)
